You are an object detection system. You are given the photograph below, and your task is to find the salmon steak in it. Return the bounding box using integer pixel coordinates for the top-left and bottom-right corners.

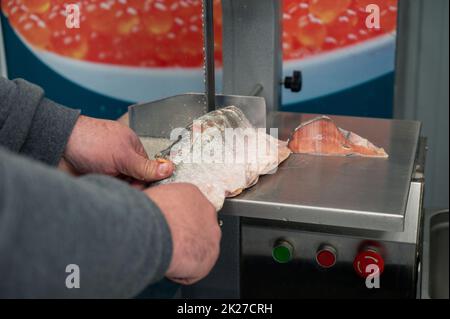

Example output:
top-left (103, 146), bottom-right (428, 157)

top-left (144, 106), bottom-right (291, 211)
top-left (288, 116), bottom-right (388, 158)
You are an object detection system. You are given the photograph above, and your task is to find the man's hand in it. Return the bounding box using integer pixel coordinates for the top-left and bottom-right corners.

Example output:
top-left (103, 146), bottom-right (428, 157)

top-left (145, 183), bottom-right (221, 285)
top-left (61, 115), bottom-right (174, 182)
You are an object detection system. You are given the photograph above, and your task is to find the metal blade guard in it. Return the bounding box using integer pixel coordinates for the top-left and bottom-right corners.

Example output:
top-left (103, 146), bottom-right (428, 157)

top-left (129, 93), bottom-right (267, 139)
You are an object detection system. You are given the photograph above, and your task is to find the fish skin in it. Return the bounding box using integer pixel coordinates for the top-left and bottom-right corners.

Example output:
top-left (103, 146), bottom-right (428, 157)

top-left (288, 116), bottom-right (388, 158)
top-left (157, 106), bottom-right (291, 211)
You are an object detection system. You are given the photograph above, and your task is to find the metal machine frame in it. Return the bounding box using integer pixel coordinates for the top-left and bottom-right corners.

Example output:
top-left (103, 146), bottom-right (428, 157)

top-left (222, 0), bottom-right (283, 113)
top-left (127, 0), bottom-right (426, 299)
top-left (0, 19), bottom-right (8, 78)
top-left (179, 0), bottom-right (426, 299)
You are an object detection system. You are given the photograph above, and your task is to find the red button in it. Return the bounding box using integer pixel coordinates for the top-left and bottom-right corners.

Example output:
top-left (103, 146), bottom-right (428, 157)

top-left (316, 245), bottom-right (337, 268)
top-left (353, 248), bottom-right (385, 278)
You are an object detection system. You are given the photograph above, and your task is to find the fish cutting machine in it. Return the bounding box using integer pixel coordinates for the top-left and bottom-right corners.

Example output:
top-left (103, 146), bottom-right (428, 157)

top-left (172, 113), bottom-right (425, 299)
top-left (130, 0), bottom-right (427, 298)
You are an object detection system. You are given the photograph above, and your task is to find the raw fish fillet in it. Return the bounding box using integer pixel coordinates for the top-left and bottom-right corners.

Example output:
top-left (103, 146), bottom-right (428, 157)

top-left (288, 116), bottom-right (388, 158)
top-left (155, 106), bottom-right (291, 211)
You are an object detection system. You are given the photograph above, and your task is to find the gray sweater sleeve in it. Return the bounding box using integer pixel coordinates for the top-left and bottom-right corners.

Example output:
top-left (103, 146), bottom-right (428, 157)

top-left (0, 77), bottom-right (80, 166)
top-left (0, 146), bottom-right (173, 298)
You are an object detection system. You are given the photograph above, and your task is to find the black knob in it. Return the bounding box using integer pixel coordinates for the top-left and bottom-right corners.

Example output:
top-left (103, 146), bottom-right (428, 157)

top-left (284, 70), bottom-right (302, 93)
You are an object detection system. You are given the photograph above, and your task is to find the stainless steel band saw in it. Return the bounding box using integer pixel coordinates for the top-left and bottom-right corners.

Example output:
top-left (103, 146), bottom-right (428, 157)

top-left (129, 0), bottom-right (426, 299)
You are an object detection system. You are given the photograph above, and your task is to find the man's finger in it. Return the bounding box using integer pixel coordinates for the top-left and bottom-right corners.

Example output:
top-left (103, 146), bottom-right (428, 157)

top-left (123, 154), bottom-right (174, 182)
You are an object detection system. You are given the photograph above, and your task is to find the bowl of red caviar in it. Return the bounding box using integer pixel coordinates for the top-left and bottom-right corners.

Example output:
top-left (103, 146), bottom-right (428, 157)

top-left (2, 0), bottom-right (398, 102)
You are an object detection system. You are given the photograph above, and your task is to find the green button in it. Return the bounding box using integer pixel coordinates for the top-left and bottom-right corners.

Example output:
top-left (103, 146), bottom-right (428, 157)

top-left (272, 241), bottom-right (294, 264)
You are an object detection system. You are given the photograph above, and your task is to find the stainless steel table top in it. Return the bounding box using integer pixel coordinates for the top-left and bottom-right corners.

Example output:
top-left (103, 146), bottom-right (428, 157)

top-left (222, 112), bottom-right (422, 232)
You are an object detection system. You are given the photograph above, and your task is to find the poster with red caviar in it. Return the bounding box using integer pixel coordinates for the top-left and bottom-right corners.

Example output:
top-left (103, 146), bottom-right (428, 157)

top-left (0, 0), bottom-right (398, 119)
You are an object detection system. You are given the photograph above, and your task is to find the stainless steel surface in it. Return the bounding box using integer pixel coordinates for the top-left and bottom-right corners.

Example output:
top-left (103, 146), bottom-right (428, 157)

top-left (249, 84), bottom-right (264, 97)
top-left (413, 137), bottom-right (427, 181)
top-left (131, 106), bottom-right (422, 232)
top-left (223, 112), bottom-right (422, 232)
top-left (421, 209), bottom-right (449, 299)
top-left (222, 0), bottom-right (283, 112)
top-left (242, 180), bottom-right (424, 244)
top-left (202, 0), bottom-right (216, 112)
top-left (129, 93), bottom-right (267, 139)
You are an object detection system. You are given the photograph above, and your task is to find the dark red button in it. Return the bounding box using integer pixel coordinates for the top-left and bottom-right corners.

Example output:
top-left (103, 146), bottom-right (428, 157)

top-left (316, 245), bottom-right (337, 268)
top-left (353, 249), bottom-right (385, 278)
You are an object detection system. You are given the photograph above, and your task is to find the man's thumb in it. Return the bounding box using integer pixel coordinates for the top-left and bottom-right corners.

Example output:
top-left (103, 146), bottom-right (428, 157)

top-left (125, 154), bottom-right (174, 182)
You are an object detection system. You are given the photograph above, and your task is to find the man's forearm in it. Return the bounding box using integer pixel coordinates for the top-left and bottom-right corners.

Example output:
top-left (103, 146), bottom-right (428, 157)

top-left (0, 147), bottom-right (172, 298)
top-left (0, 77), bottom-right (80, 165)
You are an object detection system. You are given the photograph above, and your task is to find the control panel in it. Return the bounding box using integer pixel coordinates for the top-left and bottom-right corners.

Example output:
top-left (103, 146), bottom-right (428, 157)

top-left (241, 221), bottom-right (417, 299)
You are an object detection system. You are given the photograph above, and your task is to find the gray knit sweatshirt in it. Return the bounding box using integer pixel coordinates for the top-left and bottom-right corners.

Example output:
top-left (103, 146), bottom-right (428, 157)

top-left (0, 77), bottom-right (172, 298)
